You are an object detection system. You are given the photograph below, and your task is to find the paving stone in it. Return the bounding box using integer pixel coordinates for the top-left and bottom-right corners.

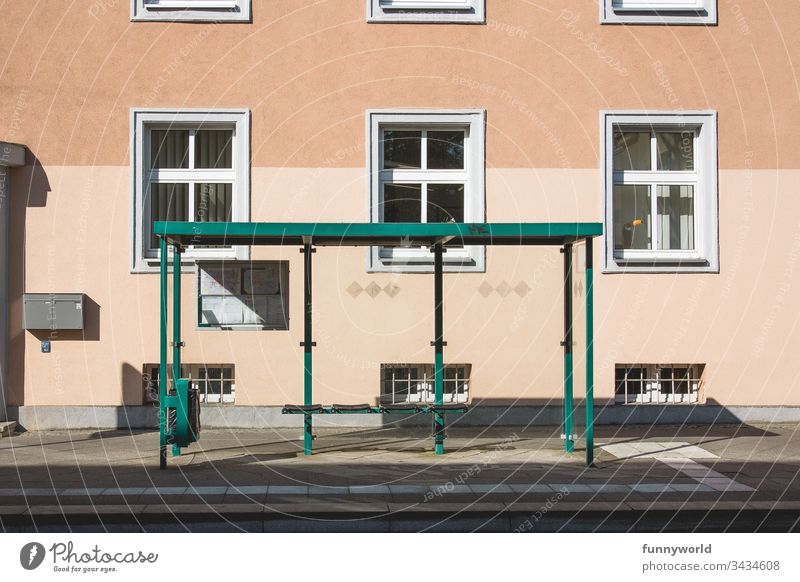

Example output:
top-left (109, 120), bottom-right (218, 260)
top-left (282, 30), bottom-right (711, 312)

top-left (469, 484), bottom-right (513, 494)
top-left (269, 486), bottom-right (308, 495)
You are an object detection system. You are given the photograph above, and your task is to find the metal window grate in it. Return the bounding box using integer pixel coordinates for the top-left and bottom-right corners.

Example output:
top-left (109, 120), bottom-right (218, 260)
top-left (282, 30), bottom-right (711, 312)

top-left (143, 363), bottom-right (235, 404)
top-left (615, 364), bottom-right (702, 404)
top-left (380, 363), bottom-right (470, 404)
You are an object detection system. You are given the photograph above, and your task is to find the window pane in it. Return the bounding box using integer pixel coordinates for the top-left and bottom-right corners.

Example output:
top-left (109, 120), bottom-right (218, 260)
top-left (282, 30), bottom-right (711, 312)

top-left (427, 131), bottom-right (465, 169)
top-left (613, 185), bottom-right (651, 250)
top-left (657, 132), bottom-right (694, 171)
top-left (657, 185), bottom-right (695, 250)
top-left (613, 131), bottom-right (650, 171)
top-left (383, 183), bottom-right (421, 222)
top-left (195, 130), bottom-right (233, 169)
top-left (150, 130), bottom-right (189, 169)
top-left (382, 131), bottom-right (421, 169)
top-left (427, 183), bottom-right (464, 223)
top-left (150, 182), bottom-right (188, 248)
top-left (194, 183), bottom-right (233, 222)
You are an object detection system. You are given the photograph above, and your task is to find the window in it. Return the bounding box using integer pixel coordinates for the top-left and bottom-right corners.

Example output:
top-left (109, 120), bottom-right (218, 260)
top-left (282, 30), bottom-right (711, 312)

top-left (380, 364), bottom-right (470, 404)
top-left (367, 110), bottom-right (486, 272)
top-left (132, 109), bottom-right (250, 272)
top-left (615, 364), bottom-right (703, 404)
top-left (197, 262), bottom-right (289, 329)
top-left (601, 0), bottom-right (717, 24)
top-left (144, 363), bottom-right (236, 403)
top-left (602, 111), bottom-right (718, 272)
top-left (132, 0), bottom-right (251, 22)
top-left (368, 0), bottom-right (485, 23)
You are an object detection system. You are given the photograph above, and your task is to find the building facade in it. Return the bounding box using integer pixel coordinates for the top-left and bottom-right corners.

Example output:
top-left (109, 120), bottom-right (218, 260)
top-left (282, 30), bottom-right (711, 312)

top-left (1, 1), bottom-right (799, 430)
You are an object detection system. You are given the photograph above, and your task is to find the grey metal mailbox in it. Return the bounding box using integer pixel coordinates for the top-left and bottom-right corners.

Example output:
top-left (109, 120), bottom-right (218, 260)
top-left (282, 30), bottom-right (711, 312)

top-left (23, 293), bottom-right (84, 330)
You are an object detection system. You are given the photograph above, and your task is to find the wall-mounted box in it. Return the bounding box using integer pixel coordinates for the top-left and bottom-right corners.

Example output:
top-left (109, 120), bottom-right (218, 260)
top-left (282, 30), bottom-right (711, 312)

top-left (23, 293), bottom-right (84, 331)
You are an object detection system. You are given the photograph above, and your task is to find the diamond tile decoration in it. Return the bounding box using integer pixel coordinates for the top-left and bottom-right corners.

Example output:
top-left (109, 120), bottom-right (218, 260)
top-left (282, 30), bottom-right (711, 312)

top-left (478, 281), bottom-right (494, 298)
top-left (365, 282), bottom-right (382, 298)
top-left (496, 281), bottom-right (511, 297)
top-left (514, 281), bottom-right (531, 298)
top-left (383, 282), bottom-right (400, 298)
top-left (346, 282), bottom-right (363, 298)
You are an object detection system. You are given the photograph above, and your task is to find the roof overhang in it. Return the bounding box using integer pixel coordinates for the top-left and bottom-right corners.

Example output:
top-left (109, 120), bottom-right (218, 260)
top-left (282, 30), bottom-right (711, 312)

top-left (154, 222), bottom-right (603, 248)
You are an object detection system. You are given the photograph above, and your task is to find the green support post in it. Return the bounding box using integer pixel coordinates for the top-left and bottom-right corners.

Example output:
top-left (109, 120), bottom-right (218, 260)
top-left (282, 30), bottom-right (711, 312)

top-left (171, 244), bottom-right (183, 458)
top-left (433, 243), bottom-right (445, 455)
top-left (158, 236), bottom-right (168, 469)
top-left (585, 237), bottom-right (595, 466)
top-left (302, 243), bottom-right (315, 456)
top-left (562, 244), bottom-right (574, 453)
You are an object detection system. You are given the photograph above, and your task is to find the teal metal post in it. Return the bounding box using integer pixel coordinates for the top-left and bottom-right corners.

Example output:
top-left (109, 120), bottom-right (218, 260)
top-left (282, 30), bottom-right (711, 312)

top-left (302, 243), bottom-right (314, 456)
top-left (433, 243), bottom-right (445, 455)
top-left (562, 244), bottom-right (574, 453)
top-left (585, 237), bottom-right (595, 466)
top-left (171, 244), bottom-right (183, 457)
top-left (159, 236), bottom-right (168, 469)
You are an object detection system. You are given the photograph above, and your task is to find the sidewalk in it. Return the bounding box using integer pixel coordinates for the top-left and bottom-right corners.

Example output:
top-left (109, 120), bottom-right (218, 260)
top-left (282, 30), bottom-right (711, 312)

top-left (1, 423), bottom-right (798, 531)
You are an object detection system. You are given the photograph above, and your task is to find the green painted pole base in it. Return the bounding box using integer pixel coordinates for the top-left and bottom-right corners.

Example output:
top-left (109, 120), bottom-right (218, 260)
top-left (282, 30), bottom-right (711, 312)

top-left (303, 414), bottom-right (313, 456)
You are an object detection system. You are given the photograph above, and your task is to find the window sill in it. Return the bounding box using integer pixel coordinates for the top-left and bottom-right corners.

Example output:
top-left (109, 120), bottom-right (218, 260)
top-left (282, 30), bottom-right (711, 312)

top-left (368, 1), bottom-right (485, 23)
top-left (132, 2), bottom-right (251, 22)
top-left (368, 247), bottom-right (485, 273)
top-left (601, 9), bottom-right (716, 25)
top-left (604, 258), bottom-right (718, 274)
top-left (132, 248), bottom-right (248, 274)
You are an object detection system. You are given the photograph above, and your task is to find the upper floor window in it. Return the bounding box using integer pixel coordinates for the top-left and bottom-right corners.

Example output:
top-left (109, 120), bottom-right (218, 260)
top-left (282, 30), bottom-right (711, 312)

top-left (132, 0), bottom-right (251, 22)
top-left (602, 111), bottom-right (718, 273)
top-left (601, 0), bottom-right (717, 24)
top-left (131, 109), bottom-right (250, 272)
top-left (368, 0), bottom-right (485, 23)
top-left (367, 110), bottom-right (485, 272)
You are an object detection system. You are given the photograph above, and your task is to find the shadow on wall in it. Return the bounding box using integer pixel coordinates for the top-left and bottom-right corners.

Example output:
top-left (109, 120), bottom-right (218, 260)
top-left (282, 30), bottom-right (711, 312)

top-left (7, 151), bottom-right (51, 409)
top-left (121, 362), bottom-right (146, 406)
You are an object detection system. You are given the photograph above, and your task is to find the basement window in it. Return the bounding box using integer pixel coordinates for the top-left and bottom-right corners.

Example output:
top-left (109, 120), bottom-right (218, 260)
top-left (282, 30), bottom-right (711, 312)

top-left (144, 364), bottom-right (236, 404)
top-left (368, 0), bottom-right (485, 23)
top-left (380, 364), bottom-right (470, 404)
top-left (615, 364), bottom-right (703, 404)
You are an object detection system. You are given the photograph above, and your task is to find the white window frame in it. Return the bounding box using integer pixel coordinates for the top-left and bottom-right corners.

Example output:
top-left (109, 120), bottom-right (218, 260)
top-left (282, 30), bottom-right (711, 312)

top-left (368, 0), bottom-right (484, 23)
top-left (132, 0), bottom-right (251, 22)
top-left (367, 109), bottom-right (486, 273)
top-left (601, 0), bottom-right (717, 25)
top-left (131, 109), bottom-right (250, 273)
top-left (601, 110), bottom-right (718, 273)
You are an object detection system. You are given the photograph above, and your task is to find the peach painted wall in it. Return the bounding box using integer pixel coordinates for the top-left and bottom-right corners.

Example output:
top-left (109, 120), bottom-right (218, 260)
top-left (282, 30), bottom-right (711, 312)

top-left (2, 1), bottom-right (800, 410)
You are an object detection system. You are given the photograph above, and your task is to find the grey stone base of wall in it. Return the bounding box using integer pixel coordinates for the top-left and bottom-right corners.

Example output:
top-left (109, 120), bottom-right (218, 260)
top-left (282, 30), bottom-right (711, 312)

top-left (8, 404), bottom-right (800, 431)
